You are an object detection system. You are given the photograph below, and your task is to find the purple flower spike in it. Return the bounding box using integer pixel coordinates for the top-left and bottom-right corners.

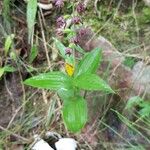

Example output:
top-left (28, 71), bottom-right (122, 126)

top-left (56, 16), bottom-right (66, 28)
top-left (71, 16), bottom-right (82, 25)
top-left (53, 0), bottom-right (64, 8)
top-left (76, 2), bottom-right (85, 14)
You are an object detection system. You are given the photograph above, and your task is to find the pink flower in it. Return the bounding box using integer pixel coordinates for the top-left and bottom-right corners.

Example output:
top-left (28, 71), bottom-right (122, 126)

top-left (76, 2), bottom-right (85, 14)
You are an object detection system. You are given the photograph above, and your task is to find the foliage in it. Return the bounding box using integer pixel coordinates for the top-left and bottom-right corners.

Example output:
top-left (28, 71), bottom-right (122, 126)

top-left (23, 1), bottom-right (115, 132)
top-left (126, 96), bottom-right (150, 117)
top-left (26, 0), bottom-right (37, 44)
top-left (139, 7), bottom-right (150, 23)
top-left (29, 45), bottom-right (38, 63)
top-left (4, 34), bottom-right (14, 56)
top-left (0, 65), bottom-right (16, 78)
top-left (123, 57), bottom-right (136, 68)
top-left (2, 0), bottom-right (11, 32)
top-left (24, 43), bottom-right (114, 132)
top-left (63, 97), bottom-right (87, 132)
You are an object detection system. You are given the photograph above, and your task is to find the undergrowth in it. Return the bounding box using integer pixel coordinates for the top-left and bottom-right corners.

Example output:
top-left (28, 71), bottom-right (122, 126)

top-left (0, 0), bottom-right (150, 149)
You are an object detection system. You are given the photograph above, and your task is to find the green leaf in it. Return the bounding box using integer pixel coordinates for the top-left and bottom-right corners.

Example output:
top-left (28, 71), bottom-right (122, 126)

top-left (142, 7), bottom-right (150, 23)
top-left (125, 96), bottom-right (143, 109)
top-left (74, 73), bottom-right (114, 93)
top-left (74, 47), bottom-right (102, 77)
top-left (139, 106), bottom-right (150, 117)
top-left (0, 66), bottom-right (16, 79)
top-left (27, 0), bottom-right (37, 44)
top-left (4, 65), bottom-right (16, 72)
top-left (53, 38), bottom-right (75, 65)
top-left (123, 57), bottom-right (136, 68)
top-left (9, 51), bottom-right (17, 61)
top-left (62, 97), bottom-right (88, 132)
top-left (63, 28), bottom-right (74, 34)
top-left (57, 88), bottom-right (74, 101)
top-left (29, 44), bottom-right (38, 63)
top-left (2, 0), bottom-right (11, 31)
top-left (0, 68), bottom-right (5, 78)
top-left (63, 15), bottom-right (71, 19)
top-left (26, 65), bottom-right (38, 73)
top-left (24, 72), bottom-right (71, 90)
top-left (53, 38), bottom-right (66, 59)
top-left (138, 101), bottom-right (150, 117)
top-left (4, 34), bottom-right (14, 55)
top-left (74, 45), bottom-right (85, 54)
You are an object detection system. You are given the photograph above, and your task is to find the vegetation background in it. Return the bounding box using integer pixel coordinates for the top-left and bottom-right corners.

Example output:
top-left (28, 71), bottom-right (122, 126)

top-left (0, 0), bottom-right (150, 149)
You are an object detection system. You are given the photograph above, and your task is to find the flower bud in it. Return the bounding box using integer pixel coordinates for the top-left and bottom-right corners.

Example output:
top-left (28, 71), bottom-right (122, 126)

top-left (65, 47), bottom-right (72, 56)
top-left (76, 2), bottom-right (85, 14)
top-left (53, 0), bottom-right (64, 8)
top-left (71, 16), bottom-right (81, 25)
top-left (56, 16), bottom-right (66, 28)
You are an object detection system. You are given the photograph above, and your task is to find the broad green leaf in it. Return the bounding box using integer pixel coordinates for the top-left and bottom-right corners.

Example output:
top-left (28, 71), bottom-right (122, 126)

top-left (53, 38), bottom-right (66, 59)
top-left (63, 97), bottom-right (87, 132)
top-left (24, 72), bottom-right (71, 90)
top-left (74, 73), bottom-right (114, 93)
top-left (74, 47), bottom-right (102, 77)
top-left (125, 96), bottom-right (143, 109)
top-left (4, 34), bottom-right (14, 55)
top-left (57, 88), bottom-right (74, 101)
top-left (0, 68), bottom-right (5, 78)
top-left (27, 0), bottom-right (37, 44)
top-left (29, 45), bottom-right (38, 63)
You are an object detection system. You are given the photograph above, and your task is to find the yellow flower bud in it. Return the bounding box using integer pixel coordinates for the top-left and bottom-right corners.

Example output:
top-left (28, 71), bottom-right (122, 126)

top-left (65, 63), bottom-right (74, 76)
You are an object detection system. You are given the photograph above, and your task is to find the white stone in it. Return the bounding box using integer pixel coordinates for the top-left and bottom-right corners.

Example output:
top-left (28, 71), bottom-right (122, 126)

top-left (32, 139), bottom-right (54, 150)
top-left (55, 138), bottom-right (77, 150)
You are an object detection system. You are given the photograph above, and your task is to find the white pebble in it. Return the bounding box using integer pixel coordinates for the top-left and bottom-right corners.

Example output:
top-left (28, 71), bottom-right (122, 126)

top-left (32, 139), bottom-right (54, 150)
top-left (55, 138), bottom-right (77, 150)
